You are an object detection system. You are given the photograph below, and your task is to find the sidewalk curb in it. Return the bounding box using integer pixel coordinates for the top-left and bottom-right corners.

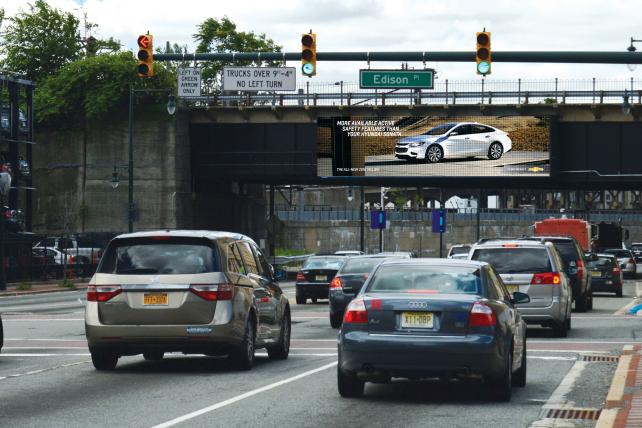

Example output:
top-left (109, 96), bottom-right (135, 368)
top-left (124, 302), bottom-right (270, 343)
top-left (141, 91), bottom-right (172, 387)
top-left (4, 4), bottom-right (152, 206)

top-left (596, 345), bottom-right (640, 427)
top-left (0, 284), bottom-right (88, 298)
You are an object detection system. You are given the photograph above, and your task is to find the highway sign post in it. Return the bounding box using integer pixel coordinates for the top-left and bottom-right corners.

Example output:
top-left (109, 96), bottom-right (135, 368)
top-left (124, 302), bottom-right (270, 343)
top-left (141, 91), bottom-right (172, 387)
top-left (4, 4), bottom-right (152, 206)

top-left (222, 67), bottom-right (296, 91)
top-left (177, 67), bottom-right (201, 97)
top-left (360, 69), bottom-right (434, 89)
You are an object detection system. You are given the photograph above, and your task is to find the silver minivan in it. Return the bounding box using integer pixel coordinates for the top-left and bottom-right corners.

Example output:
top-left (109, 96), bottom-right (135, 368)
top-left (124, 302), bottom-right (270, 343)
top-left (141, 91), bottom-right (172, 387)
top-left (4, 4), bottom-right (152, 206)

top-left (468, 239), bottom-right (572, 337)
top-left (85, 230), bottom-right (291, 370)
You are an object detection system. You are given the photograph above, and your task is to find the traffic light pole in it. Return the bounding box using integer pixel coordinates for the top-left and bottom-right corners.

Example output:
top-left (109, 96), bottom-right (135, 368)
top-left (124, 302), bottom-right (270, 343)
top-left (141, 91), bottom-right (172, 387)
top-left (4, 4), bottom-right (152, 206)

top-left (128, 85), bottom-right (134, 233)
top-left (153, 51), bottom-right (642, 65)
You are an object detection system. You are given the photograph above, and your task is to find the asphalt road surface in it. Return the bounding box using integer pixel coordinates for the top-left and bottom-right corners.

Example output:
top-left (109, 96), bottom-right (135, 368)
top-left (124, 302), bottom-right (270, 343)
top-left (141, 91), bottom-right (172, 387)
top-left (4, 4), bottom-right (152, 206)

top-left (0, 280), bottom-right (639, 427)
top-left (364, 151), bottom-right (549, 177)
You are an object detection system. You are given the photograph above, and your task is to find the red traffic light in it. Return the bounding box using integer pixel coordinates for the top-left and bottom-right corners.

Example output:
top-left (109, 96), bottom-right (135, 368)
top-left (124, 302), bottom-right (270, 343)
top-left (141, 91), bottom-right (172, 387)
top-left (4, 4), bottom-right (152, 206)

top-left (301, 34), bottom-right (314, 47)
top-left (137, 35), bottom-right (151, 49)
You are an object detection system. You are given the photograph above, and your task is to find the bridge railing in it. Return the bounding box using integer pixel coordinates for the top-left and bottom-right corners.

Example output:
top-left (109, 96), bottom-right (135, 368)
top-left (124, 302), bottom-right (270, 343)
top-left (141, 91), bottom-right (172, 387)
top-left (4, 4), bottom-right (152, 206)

top-left (202, 78), bottom-right (642, 107)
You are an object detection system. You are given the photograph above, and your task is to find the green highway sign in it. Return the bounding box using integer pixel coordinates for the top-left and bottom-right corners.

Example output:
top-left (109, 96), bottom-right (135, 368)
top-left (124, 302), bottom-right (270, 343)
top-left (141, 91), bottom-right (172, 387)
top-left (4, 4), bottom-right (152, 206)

top-left (359, 69), bottom-right (434, 89)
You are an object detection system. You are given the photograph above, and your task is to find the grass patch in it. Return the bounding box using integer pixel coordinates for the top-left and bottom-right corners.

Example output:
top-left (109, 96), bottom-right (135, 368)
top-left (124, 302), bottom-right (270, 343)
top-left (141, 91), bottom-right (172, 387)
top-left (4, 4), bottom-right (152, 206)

top-left (59, 279), bottom-right (76, 289)
top-left (16, 282), bottom-right (32, 291)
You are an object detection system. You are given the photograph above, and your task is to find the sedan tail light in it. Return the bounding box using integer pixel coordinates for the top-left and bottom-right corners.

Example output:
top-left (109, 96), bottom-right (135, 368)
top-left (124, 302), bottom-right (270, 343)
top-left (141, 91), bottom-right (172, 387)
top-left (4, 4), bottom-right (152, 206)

top-left (469, 302), bottom-right (496, 327)
top-left (613, 266), bottom-right (621, 275)
top-left (343, 298), bottom-right (368, 324)
top-left (87, 285), bottom-right (122, 302)
top-left (190, 283), bottom-right (234, 301)
top-left (295, 271), bottom-right (305, 282)
top-left (330, 276), bottom-right (343, 290)
top-left (531, 272), bottom-right (561, 285)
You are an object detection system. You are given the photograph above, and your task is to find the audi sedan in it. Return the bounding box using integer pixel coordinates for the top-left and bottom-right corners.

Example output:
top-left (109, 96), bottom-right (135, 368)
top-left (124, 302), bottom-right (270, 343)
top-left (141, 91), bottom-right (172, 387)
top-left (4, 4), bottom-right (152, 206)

top-left (337, 259), bottom-right (529, 401)
top-left (395, 122), bottom-right (512, 163)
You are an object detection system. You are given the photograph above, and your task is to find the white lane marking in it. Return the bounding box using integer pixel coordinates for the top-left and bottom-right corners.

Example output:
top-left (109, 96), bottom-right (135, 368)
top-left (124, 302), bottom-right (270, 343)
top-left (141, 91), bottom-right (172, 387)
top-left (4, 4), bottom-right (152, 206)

top-left (291, 339), bottom-right (335, 342)
top-left (292, 317), bottom-right (325, 320)
top-left (0, 360), bottom-right (90, 380)
top-left (0, 353), bottom-right (338, 358)
top-left (5, 338), bottom-right (85, 341)
top-left (528, 356), bottom-right (576, 361)
top-left (3, 347), bottom-right (88, 350)
top-left (0, 354), bottom-right (91, 357)
top-left (528, 340), bottom-right (642, 344)
top-left (530, 349), bottom-right (610, 354)
top-left (542, 360), bottom-right (588, 409)
top-left (151, 361), bottom-right (338, 428)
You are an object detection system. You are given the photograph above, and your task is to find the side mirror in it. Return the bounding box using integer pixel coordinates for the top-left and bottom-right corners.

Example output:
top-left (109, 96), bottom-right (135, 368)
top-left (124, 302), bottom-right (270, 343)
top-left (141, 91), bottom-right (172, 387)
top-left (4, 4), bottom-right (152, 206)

top-left (268, 264), bottom-right (276, 280)
top-left (511, 291), bottom-right (530, 305)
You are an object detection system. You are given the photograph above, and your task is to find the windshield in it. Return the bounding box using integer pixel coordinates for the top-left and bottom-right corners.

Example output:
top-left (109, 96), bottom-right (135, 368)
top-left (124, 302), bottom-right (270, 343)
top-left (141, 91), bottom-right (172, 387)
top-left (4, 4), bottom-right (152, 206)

top-left (471, 247), bottom-right (552, 274)
top-left (98, 237), bottom-right (219, 275)
top-left (423, 123), bottom-right (456, 136)
top-left (302, 257), bottom-right (344, 270)
top-left (367, 265), bottom-right (481, 294)
top-left (341, 258), bottom-right (384, 274)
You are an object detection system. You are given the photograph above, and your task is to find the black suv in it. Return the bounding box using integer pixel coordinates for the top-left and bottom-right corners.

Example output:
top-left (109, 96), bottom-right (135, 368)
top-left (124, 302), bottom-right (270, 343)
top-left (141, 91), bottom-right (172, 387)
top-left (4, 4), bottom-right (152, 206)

top-left (524, 236), bottom-right (593, 312)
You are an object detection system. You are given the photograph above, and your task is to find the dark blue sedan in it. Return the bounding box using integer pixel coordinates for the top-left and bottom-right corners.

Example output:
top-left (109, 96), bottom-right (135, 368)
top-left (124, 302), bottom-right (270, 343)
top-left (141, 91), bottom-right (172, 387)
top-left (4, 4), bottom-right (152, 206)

top-left (337, 259), bottom-right (529, 401)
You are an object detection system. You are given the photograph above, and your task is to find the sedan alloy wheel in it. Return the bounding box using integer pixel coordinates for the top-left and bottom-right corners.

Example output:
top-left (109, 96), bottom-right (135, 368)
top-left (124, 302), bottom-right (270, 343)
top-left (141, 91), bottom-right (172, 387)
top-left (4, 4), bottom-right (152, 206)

top-left (426, 145), bottom-right (443, 163)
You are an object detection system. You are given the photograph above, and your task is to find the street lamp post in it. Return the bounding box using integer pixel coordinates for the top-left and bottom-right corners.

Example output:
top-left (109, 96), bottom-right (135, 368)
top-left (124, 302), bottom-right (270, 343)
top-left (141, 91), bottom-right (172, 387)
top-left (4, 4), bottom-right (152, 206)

top-left (126, 86), bottom-right (176, 233)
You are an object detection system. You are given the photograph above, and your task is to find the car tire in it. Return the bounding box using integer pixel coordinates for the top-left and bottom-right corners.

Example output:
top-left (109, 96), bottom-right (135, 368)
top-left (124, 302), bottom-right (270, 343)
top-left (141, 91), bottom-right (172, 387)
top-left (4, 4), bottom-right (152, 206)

top-left (311, 297), bottom-right (318, 304)
top-left (587, 292), bottom-right (593, 310)
top-left (425, 145), bottom-right (443, 163)
top-left (553, 320), bottom-right (568, 338)
top-left (330, 313), bottom-right (342, 329)
top-left (487, 142), bottom-right (504, 160)
top-left (337, 367), bottom-right (364, 398)
top-left (296, 295), bottom-right (306, 305)
top-left (512, 339), bottom-right (527, 388)
top-left (0, 316), bottom-right (3, 353)
top-left (267, 310), bottom-right (291, 361)
top-left (90, 348), bottom-right (118, 371)
top-left (575, 293), bottom-right (588, 312)
top-left (488, 352), bottom-right (512, 402)
top-left (616, 287), bottom-right (623, 297)
top-left (142, 351), bottom-right (164, 361)
top-left (566, 316), bottom-right (572, 331)
top-left (232, 315), bottom-right (256, 370)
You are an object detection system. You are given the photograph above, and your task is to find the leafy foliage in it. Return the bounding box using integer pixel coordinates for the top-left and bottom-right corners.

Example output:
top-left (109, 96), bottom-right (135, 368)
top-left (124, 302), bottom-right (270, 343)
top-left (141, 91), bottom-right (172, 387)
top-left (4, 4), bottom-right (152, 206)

top-left (0, 0), bottom-right (82, 81)
top-left (35, 52), bottom-right (174, 126)
top-left (193, 16), bottom-right (283, 90)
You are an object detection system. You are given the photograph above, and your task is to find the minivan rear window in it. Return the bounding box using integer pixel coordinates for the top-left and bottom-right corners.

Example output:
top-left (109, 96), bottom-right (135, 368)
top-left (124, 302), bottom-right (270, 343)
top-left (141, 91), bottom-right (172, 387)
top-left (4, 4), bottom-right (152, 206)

top-left (98, 237), bottom-right (219, 275)
top-left (471, 248), bottom-right (552, 274)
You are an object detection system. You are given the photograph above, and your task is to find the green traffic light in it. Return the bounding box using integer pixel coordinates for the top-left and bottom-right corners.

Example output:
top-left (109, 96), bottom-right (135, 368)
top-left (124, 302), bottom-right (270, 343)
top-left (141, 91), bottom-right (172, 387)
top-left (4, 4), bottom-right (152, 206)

top-left (302, 63), bottom-right (315, 76)
top-left (477, 61), bottom-right (490, 75)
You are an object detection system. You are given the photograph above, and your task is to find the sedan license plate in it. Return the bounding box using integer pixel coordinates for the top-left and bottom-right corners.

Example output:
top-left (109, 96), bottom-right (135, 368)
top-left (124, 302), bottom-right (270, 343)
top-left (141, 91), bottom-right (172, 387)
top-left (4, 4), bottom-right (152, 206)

top-left (315, 275), bottom-right (326, 281)
top-left (144, 293), bottom-right (168, 305)
top-left (506, 285), bottom-right (519, 294)
top-left (401, 311), bottom-right (433, 329)
top-left (591, 270), bottom-right (601, 277)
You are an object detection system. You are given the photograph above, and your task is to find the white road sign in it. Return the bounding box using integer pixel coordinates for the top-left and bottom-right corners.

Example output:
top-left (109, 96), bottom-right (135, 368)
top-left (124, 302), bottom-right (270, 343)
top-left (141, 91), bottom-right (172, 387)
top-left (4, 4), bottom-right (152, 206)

top-left (177, 67), bottom-right (201, 97)
top-left (223, 67), bottom-right (296, 91)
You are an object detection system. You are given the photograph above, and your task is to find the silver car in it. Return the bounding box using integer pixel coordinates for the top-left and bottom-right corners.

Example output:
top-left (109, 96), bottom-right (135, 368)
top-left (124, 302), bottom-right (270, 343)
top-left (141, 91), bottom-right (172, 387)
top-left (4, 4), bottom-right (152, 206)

top-left (604, 249), bottom-right (637, 279)
top-left (85, 230), bottom-right (291, 370)
top-left (468, 239), bottom-right (572, 337)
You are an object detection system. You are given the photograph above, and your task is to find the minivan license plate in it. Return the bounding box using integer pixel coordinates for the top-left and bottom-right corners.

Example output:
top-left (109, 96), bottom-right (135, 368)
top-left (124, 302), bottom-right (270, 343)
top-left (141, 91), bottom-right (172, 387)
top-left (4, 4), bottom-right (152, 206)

top-left (401, 311), bottom-right (433, 328)
top-left (144, 293), bottom-right (168, 305)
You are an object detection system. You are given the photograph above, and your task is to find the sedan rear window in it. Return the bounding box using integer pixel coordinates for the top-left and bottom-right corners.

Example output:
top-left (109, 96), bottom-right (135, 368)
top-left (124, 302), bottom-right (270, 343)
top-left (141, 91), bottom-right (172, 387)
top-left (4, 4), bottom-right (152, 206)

top-left (588, 257), bottom-right (614, 268)
top-left (471, 248), bottom-right (552, 274)
top-left (366, 265), bottom-right (481, 294)
top-left (98, 237), bottom-right (219, 275)
top-left (341, 258), bottom-right (383, 274)
top-left (302, 257), bottom-right (344, 270)
top-left (605, 250), bottom-right (630, 258)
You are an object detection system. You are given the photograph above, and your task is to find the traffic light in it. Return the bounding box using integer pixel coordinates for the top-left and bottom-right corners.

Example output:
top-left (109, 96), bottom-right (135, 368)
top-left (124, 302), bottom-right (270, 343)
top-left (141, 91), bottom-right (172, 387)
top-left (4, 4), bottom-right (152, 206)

top-left (476, 31), bottom-right (491, 76)
top-left (301, 32), bottom-right (317, 77)
top-left (137, 33), bottom-right (153, 77)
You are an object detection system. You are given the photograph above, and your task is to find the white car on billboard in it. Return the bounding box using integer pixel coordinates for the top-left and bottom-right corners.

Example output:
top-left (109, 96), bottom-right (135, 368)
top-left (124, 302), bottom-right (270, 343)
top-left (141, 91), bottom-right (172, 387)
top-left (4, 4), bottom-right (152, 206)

top-left (395, 122), bottom-right (513, 163)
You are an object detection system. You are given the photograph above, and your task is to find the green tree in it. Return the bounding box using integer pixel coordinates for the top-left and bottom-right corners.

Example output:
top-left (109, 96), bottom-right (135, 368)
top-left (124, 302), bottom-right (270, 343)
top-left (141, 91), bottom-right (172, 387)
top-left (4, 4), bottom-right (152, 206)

top-left (35, 52), bottom-right (174, 126)
top-left (193, 16), bottom-right (283, 90)
top-left (0, 0), bottom-right (82, 81)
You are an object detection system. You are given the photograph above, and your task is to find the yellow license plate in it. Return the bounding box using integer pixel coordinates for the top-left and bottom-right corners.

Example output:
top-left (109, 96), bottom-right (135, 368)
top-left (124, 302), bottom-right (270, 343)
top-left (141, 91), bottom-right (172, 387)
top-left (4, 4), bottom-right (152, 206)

top-left (591, 271), bottom-right (601, 277)
top-left (506, 285), bottom-right (519, 294)
top-left (144, 293), bottom-right (168, 305)
top-left (401, 311), bottom-right (433, 328)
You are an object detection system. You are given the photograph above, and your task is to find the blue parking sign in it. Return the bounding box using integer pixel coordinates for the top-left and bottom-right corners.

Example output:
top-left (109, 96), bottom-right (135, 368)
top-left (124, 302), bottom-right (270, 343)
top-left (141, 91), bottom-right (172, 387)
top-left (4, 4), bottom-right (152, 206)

top-left (371, 210), bottom-right (386, 229)
top-left (431, 209), bottom-right (446, 233)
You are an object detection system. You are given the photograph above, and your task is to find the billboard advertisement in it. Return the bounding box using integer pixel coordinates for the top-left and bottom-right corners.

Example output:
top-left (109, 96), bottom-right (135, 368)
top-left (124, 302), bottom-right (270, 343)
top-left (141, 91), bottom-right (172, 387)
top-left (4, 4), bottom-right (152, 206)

top-left (317, 116), bottom-right (550, 177)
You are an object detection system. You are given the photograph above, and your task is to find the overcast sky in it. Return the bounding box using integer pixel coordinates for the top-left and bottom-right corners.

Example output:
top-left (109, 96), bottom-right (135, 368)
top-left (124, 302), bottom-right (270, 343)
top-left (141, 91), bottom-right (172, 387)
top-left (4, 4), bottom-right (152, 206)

top-left (4, 0), bottom-right (642, 84)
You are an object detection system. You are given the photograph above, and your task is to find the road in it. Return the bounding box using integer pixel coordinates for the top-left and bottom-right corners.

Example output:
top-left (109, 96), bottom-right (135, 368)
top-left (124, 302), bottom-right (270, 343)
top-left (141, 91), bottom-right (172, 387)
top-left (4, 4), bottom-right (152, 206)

top-left (0, 280), bottom-right (639, 427)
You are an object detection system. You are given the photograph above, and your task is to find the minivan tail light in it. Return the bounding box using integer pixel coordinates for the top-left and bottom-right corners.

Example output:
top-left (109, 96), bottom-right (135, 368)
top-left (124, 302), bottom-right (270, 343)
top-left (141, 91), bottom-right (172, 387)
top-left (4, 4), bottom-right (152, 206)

top-left (531, 272), bottom-right (561, 285)
top-left (469, 302), bottom-right (496, 327)
top-left (330, 276), bottom-right (343, 289)
top-left (576, 259), bottom-right (584, 279)
top-left (87, 285), bottom-right (122, 302)
top-left (190, 283), bottom-right (234, 301)
top-left (296, 271), bottom-right (305, 281)
top-left (343, 298), bottom-right (368, 324)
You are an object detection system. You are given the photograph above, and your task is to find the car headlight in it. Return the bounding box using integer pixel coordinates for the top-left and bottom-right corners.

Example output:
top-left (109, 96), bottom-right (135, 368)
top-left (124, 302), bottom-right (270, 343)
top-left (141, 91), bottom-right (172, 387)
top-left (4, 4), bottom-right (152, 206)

top-left (409, 142), bottom-right (424, 147)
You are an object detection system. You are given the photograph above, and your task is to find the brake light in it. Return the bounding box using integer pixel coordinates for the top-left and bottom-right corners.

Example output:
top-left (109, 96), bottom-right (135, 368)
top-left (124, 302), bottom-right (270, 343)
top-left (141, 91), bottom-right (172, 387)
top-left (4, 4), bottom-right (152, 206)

top-left (296, 272), bottom-right (305, 281)
top-left (87, 285), bottom-right (122, 302)
top-left (613, 266), bottom-right (621, 274)
top-left (343, 298), bottom-right (368, 324)
top-left (150, 236), bottom-right (171, 241)
top-left (190, 283), bottom-right (234, 301)
top-left (576, 259), bottom-right (584, 279)
top-left (502, 243), bottom-right (519, 248)
top-left (531, 272), bottom-right (561, 285)
top-left (469, 302), bottom-right (497, 327)
top-left (330, 277), bottom-right (343, 289)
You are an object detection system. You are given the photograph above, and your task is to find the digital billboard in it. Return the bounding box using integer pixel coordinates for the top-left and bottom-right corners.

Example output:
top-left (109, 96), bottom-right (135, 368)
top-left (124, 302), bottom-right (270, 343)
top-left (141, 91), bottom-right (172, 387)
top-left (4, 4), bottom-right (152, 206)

top-left (317, 116), bottom-right (550, 177)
